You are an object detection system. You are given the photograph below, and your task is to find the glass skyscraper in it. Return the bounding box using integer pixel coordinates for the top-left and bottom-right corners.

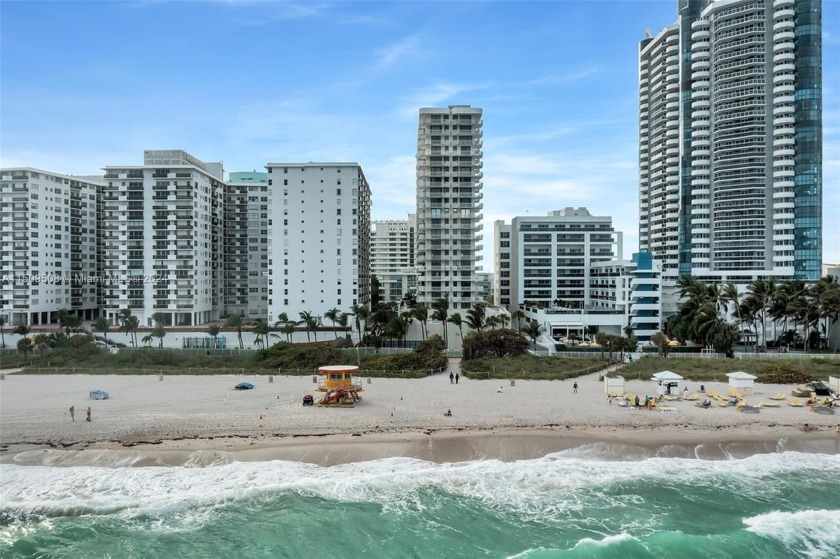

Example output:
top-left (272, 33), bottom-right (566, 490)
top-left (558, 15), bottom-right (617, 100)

top-left (638, 0), bottom-right (822, 283)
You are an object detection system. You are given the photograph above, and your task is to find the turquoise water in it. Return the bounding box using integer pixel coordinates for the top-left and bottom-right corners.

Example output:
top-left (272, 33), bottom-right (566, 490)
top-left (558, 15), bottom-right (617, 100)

top-left (2, 446), bottom-right (839, 558)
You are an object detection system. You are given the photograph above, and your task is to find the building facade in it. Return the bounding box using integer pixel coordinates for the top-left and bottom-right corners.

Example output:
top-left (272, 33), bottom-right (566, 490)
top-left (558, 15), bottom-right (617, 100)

top-left (415, 105), bottom-right (484, 310)
top-left (495, 208), bottom-right (623, 311)
top-left (639, 0), bottom-right (822, 283)
top-left (371, 214), bottom-right (417, 304)
top-left (101, 150), bottom-right (225, 327)
top-left (265, 163), bottom-right (371, 324)
top-left (225, 171), bottom-right (269, 320)
top-left (0, 168), bottom-right (101, 326)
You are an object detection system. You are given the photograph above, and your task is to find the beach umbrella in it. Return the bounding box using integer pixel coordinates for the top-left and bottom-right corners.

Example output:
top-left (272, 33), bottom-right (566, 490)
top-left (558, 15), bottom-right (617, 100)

top-left (235, 382), bottom-right (255, 390)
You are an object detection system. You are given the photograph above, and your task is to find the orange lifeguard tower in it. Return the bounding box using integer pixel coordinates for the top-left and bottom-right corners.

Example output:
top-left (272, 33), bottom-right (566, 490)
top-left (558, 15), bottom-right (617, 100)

top-left (316, 365), bottom-right (364, 407)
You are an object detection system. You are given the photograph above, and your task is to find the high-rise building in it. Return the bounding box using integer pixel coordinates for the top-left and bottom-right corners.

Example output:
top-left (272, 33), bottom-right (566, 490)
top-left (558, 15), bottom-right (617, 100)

top-left (265, 163), bottom-right (371, 324)
top-left (638, 0), bottom-right (822, 283)
top-left (225, 171), bottom-right (269, 320)
top-left (101, 150), bottom-right (225, 327)
top-left (0, 168), bottom-right (101, 326)
top-left (415, 105), bottom-right (484, 310)
top-left (371, 214), bottom-right (416, 303)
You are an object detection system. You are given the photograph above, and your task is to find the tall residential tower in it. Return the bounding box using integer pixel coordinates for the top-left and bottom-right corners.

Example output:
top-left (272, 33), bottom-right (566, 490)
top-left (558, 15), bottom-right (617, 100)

top-left (415, 105), bottom-right (484, 310)
top-left (638, 0), bottom-right (822, 283)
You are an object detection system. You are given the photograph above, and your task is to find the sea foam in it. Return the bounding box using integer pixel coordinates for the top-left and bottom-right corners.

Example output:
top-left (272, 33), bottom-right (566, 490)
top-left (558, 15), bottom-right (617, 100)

top-left (1, 452), bottom-right (838, 522)
top-left (744, 509), bottom-right (840, 559)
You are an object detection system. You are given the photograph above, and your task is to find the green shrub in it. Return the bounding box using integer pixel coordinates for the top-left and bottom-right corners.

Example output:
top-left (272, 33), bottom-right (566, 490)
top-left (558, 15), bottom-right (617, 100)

top-left (462, 329), bottom-right (528, 361)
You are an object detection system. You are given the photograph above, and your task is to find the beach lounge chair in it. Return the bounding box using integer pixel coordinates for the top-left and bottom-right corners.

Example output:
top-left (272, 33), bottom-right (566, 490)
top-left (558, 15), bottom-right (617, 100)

top-left (769, 392), bottom-right (786, 401)
top-left (758, 401), bottom-right (780, 408)
top-left (737, 402), bottom-right (759, 414)
top-left (729, 387), bottom-right (743, 398)
top-left (787, 397), bottom-right (804, 407)
top-left (684, 393), bottom-right (699, 401)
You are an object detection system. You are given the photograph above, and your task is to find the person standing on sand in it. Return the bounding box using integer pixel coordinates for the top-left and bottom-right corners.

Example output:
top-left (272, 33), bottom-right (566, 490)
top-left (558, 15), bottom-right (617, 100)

top-left (449, 372), bottom-right (454, 384)
top-left (573, 381), bottom-right (578, 394)
top-left (69, 406), bottom-right (75, 422)
top-left (455, 373), bottom-right (460, 384)
top-left (86, 407), bottom-right (91, 422)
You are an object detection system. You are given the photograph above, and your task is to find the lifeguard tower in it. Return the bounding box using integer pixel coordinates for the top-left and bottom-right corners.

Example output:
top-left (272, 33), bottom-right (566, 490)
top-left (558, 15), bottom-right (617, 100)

top-left (316, 365), bottom-right (364, 407)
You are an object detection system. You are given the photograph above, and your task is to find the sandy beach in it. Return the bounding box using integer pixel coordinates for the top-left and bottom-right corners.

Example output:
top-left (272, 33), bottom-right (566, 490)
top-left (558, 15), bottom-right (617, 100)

top-left (1, 365), bottom-right (838, 466)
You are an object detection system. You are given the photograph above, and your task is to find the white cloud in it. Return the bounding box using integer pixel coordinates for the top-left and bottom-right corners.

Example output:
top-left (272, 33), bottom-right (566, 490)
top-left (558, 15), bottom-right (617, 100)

top-left (373, 35), bottom-right (422, 71)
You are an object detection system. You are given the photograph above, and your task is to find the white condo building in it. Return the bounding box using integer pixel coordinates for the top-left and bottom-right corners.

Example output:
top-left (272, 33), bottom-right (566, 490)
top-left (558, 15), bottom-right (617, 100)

top-left (224, 171), bottom-right (269, 320)
top-left (415, 105), bottom-right (484, 310)
top-left (371, 214), bottom-right (416, 303)
top-left (494, 208), bottom-right (623, 311)
top-left (265, 163), bottom-right (371, 324)
top-left (639, 0), bottom-right (822, 284)
top-left (0, 168), bottom-right (101, 326)
top-left (101, 150), bottom-right (225, 327)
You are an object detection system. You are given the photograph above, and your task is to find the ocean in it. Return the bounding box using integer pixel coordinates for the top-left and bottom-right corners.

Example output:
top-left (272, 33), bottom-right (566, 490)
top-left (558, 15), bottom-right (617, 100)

top-left (2, 444), bottom-right (839, 558)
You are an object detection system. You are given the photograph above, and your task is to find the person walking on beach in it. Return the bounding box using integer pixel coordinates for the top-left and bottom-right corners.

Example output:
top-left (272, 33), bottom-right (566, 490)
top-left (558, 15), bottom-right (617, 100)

top-left (455, 373), bottom-right (460, 384)
top-left (449, 372), bottom-right (454, 384)
top-left (69, 406), bottom-right (75, 422)
top-left (573, 381), bottom-right (578, 394)
top-left (86, 407), bottom-right (91, 422)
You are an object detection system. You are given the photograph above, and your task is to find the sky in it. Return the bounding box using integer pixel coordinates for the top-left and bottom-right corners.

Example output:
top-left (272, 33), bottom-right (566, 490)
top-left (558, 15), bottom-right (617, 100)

top-left (1, 0), bottom-right (838, 267)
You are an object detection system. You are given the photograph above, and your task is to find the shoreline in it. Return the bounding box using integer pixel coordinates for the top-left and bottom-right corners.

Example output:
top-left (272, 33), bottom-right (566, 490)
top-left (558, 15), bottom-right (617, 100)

top-left (3, 425), bottom-right (838, 467)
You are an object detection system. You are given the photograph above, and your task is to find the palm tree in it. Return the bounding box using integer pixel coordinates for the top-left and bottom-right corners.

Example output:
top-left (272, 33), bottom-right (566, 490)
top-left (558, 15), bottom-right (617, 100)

top-left (336, 312), bottom-right (350, 338)
top-left (431, 296), bottom-right (450, 346)
top-left (207, 324), bottom-right (221, 348)
top-left (118, 309), bottom-right (137, 347)
top-left (13, 324), bottom-right (30, 337)
top-left (324, 308), bottom-right (341, 339)
top-left (411, 303), bottom-right (429, 340)
top-left (523, 321), bottom-right (542, 346)
top-left (281, 322), bottom-right (296, 342)
top-left (225, 314), bottom-right (245, 350)
top-left (745, 278), bottom-right (776, 350)
top-left (510, 309), bottom-right (525, 334)
top-left (651, 331), bottom-right (670, 358)
top-left (447, 312), bottom-right (464, 342)
top-left (485, 315), bottom-right (501, 330)
top-left (721, 282), bottom-right (743, 340)
top-left (273, 312), bottom-right (290, 327)
top-left (32, 333), bottom-right (51, 356)
top-left (386, 314), bottom-right (410, 348)
top-left (298, 311), bottom-right (318, 343)
top-left (350, 304), bottom-right (368, 343)
top-left (141, 334), bottom-right (155, 347)
top-left (498, 313), bottom-right (510, 329)
top-left (17, 337), bottom-right (33, 360)
top-left (152, 325), bottom-right (166, 348)
top-left (0, 315), bottom-right (6, 348)
top-left (465, 303), bottom-right (486, 333)
top-left (253, 319), bottom-right (270, 348)
top-left (150, 312), bottom-right (167, 348)
top-left (93, 317), bottom-right (110, 341)
top-left (817, 276), bottom-right (840, 349)
top-left (125, 315), bottom-right (140, 348)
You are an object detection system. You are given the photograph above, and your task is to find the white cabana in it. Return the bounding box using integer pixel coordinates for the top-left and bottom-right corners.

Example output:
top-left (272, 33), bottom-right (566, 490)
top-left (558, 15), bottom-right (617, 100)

top-left (651, 370), bottom-right (684, 396)
top-left (829, 376), bottom-right (840, 395)
top-left (727, 371), bottom-right (757, 396)
top-left (604, 375), bottom-right (625, 396)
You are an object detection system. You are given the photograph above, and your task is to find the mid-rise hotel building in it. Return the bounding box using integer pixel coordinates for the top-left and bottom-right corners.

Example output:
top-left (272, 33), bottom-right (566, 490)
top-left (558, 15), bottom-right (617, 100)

top-left (494, 208), bottom-right (623, 311)
top-left (0, 168), bottom-right (101, 326)
top-left (101, 150), bottom-right (225, 327)
top-left (415, 105), bottom-right (484, 310)
top-left (639, 0), bottom-right (822, 284)
top-left (265, 163), bottom-right (371, 324)
top-left (371, 214), bottom-right (416, 303)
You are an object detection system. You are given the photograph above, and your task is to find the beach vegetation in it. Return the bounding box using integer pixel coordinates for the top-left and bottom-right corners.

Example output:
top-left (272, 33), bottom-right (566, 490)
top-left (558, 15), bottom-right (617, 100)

top-left (431, 297), bottom-right (450, 344)
top-left (461, 354), bottom-right (609, 380)
top-left (462, 328), bottom-right (529, 360)
top-left (619, 356), bottom-right (840, 382)
top-left (363, 334), bottom-right (447, 372)
top-left (256, 341), bottom-right (345, 370)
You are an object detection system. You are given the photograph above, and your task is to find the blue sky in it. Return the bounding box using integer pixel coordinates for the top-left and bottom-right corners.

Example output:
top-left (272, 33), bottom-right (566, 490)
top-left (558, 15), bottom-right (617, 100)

top-left (1, 0), bottom-right (838, 266)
